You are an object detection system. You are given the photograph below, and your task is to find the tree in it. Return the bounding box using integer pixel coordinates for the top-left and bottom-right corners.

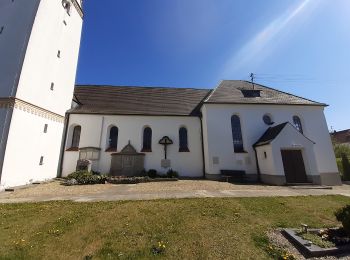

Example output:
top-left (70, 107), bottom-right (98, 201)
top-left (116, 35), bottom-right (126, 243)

top-left (334, 144), bottom-right (350, 158)
top-left (341, 153), bottom-right (350, 181)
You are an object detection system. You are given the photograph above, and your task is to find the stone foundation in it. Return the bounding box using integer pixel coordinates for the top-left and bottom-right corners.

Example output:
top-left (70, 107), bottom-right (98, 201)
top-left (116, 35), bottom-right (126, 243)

top-left (260, 174), bottom-right (286, 185)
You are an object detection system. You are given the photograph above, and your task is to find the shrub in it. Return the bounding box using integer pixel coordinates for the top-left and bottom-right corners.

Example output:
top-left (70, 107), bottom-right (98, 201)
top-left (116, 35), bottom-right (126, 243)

top-left (140, 169), bottom-right (147, 176)
top-left (335, 205), bottom-right (350, 234)
top-left (337, 158), bottom-right (344, 175)
top-left (66, 171), bottom-right (107, 185)
top-left (166, 169), bottom-right (179, 178)
top-left (147, 169), bottom-right (158, 178)
top-left (334, 144), bottom-right (350, 158)
top-left (342, 153), bottom-right (350, 181)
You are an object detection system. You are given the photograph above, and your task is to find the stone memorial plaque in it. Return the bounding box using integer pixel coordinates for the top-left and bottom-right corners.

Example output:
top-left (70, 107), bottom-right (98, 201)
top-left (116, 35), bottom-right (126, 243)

top-left (161, 159), bottom-right (171, 168)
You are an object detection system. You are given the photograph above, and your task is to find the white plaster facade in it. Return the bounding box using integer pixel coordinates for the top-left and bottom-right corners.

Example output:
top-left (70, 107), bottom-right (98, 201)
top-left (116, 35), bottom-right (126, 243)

top-left (62, 114), bottom-right (204, 177)
top-left (201, 103), bottom-right (340, 185)
top-left (0, 0), bottom-right (83, 189)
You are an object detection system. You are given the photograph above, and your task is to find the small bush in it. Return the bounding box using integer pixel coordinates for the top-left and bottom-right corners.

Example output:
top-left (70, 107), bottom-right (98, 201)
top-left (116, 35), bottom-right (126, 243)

top-left (66, 171), bottom-right (107, 185)
top-left (337, 158), bottom-right (344, 175)
top-left (140, 169), bottom-right (147, 176)
top-left (335, 205), bottom-right (350, 235)
top-left (147, 169), bottom-right (158, 178)
top-left (342, 153), bottom-right (350, 181)
top-left (334, 144), bottom-right (350, 158)
top-left (166, 169), bottom-right (179, 178)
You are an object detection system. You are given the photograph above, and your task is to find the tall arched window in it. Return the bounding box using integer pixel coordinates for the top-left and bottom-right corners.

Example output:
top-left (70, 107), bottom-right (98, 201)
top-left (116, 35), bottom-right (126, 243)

top-left (179, 127), bottom-right (189, 152)
top-left (293, 116), bottom-right (303, 134)
top-left (142, 127), bottom-right (152, 152)
top-left (231, 115), bottom-right (244, 153)
top-left (108, 126), bottom-right (118, 150)
top-left (71, 125), bottom-right (81, 148)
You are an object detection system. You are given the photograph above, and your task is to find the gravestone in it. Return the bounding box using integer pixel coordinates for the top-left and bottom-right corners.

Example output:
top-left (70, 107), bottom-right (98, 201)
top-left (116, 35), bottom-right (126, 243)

top-left (110, 142), bottom-right (145, 176)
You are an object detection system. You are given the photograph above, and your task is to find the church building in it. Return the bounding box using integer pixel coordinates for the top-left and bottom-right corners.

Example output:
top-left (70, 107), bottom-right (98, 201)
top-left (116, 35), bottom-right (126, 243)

top-left (0, 0), bottom-right (341, 189)
top-left (60, 81), bottom-right (341, 186)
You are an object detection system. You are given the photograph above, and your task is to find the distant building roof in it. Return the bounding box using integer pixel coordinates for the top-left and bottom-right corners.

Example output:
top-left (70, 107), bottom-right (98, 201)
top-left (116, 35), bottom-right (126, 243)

top-left (68, 80), bottom-right (326, 116)
top-left (204, 80), bottom-right (326, 106)
top-left (331, 129), bottom-right (350, 144)
top-left (69, 85), bottom-right (211, 116)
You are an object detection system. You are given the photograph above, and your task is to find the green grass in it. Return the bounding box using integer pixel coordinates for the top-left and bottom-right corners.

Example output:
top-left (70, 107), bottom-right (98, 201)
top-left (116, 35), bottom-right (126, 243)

top-left (0, 195), bottom-right (349, 259)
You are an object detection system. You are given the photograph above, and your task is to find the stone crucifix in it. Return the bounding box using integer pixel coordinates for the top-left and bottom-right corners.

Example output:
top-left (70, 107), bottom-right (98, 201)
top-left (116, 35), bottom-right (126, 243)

top-left (158, 136), bottom-right (173, 159)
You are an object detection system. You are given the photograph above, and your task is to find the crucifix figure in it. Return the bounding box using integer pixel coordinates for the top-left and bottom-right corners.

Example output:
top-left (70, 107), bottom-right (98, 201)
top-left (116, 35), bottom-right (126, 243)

top-left (158, 136), bottom-right (173, 159)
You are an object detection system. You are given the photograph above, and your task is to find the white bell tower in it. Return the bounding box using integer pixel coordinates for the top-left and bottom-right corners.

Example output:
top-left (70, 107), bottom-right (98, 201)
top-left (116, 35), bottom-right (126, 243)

top-left (0, 0), bottom-right (83, 189)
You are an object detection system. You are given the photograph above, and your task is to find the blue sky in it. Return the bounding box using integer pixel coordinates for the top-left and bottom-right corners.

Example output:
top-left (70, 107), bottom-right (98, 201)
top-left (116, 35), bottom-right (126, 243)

top-left (76, 0), bottom-right (350, 131)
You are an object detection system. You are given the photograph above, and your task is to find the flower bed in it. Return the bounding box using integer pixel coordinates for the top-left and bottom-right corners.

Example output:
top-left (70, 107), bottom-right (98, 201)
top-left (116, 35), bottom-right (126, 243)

top-left (107, 176), bottom-right (178, 185)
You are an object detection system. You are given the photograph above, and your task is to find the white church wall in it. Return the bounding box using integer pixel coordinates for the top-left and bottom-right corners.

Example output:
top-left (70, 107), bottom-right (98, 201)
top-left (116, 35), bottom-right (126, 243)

top-left (0, 108), bottom-right (64, 189)
top-left (15, 0), bottom-right (83, 116)
top-left (0, 0), bottom-right (40, 97)
top-left (201, 103), bottom-right (338, 179)
top-left (255, 145), bottom-right (276, 176)
top-left (0, 108), bottom-right (12, 187)
top-left (62, 114), bottom-right (204, 177)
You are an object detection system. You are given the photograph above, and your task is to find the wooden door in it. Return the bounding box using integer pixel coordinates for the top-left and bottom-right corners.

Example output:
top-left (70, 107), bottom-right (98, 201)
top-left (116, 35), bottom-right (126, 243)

top-left (281, 150), bottom-right (308, 183)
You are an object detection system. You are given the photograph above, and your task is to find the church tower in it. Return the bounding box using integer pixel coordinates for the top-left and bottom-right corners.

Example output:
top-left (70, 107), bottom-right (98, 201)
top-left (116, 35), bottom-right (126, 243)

top-left (0, 0), bottom-right (83, 189)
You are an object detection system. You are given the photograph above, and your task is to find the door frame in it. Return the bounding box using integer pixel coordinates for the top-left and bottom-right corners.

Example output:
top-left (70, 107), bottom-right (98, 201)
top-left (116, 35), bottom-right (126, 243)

top-left (280, 148), bottom-right (309, 183)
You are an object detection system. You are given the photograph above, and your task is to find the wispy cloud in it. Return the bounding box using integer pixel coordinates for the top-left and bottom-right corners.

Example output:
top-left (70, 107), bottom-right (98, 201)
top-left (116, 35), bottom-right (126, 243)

top-left (221, 0), bottom-right (314, 77)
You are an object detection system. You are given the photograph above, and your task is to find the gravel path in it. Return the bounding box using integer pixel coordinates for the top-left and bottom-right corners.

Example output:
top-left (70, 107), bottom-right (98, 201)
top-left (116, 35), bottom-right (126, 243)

top-left (0, 180), bottom-right (349, 203)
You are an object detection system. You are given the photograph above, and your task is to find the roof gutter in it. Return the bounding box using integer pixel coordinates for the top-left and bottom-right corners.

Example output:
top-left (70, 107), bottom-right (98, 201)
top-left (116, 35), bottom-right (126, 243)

top-left (253, 147), bottom-right (261, 183)
top-left (57, 113), bottom-right (70, 177)
top-left (199, 114), bottom-right (206, 179)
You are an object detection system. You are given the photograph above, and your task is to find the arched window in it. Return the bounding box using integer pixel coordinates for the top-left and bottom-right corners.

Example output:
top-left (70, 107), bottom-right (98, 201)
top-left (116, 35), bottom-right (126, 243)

top-left (231, 115), bottom-right (244, 153)
top-left (142, 127), bottom-right (152, 152)
top-left (293, 116), bottom-right (303, 134)
top-left (71, 125), bottom-right (81, 148)
top-left (179, 127), bottom-right (189, 152)
top-left (108, 126), bottom-right (118, 150)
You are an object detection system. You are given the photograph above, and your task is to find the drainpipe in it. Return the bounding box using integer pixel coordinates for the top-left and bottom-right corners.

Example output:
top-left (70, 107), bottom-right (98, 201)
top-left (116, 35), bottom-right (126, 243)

top-left (57, 113), bottom-right (70, 178)
top-left (199, 115), bottom-right (206, 179)
top-left (253, 147), bottom-right (261, 183)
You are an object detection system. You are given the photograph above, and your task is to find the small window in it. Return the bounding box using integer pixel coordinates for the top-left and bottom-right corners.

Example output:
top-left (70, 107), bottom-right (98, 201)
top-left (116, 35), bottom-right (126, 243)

top-left (57, 50), bottom-right (61, 58)
top-left (264, 151), bottom-right (267, 158)
top-left (179, 127), bottom-right (189, 152)
top-left (50, 82), bottom-right (54, 91)
top-left (44, 124), bottom-right (48, 133)
top-left (39, 156), bottom-right (44, 165)
top-left (141, 127), bottom-right (152, 152)
top-left (62, 0), bottom-right (71, 15)
top-left (0, 26), bottom-right (4, 34)
top-left (241, 89), bottom-right (261, 98)
top-left (231, 115), bottom-right (244, 153)
top-left (263, 114), bottom-right (273, 125)
top-left (107, 126), bottom-right (118, 150)
top-left (71, 125), bottom-right (81, 148)
top-left (293, 116), bottom-right (303, 134)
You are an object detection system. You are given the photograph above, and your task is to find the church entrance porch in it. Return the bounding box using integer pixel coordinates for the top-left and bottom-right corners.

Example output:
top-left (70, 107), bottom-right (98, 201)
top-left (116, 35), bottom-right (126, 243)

top-left (281, 149), bottom-right (308, 184)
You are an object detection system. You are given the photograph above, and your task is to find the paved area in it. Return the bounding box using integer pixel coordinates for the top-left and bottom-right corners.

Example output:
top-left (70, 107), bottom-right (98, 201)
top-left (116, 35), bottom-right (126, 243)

top-left (0, 180), bottom-right (350, 203)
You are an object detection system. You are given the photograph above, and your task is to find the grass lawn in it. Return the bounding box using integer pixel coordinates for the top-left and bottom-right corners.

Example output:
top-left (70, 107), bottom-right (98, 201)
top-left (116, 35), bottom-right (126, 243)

top-left (1, 195), bottom-right (350, 259)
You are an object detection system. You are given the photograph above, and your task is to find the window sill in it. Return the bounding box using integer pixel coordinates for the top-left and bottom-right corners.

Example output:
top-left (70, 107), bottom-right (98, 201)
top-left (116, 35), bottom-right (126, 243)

top-left (234, 151), bottom-right (248, 154)
top-left (66, 147), bottom-right (79, 151)
top-left (141, 148), bottom-right (152, 153)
